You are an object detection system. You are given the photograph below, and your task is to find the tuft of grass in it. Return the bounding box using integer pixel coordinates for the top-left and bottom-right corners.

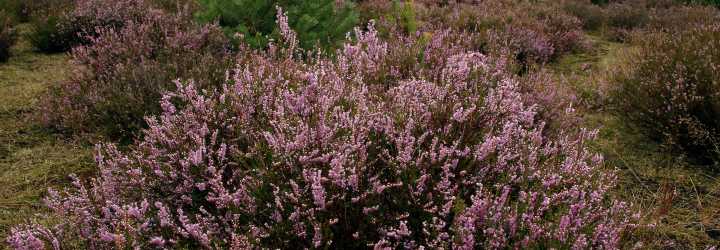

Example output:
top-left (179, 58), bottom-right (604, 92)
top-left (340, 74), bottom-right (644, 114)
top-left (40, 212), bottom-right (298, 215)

top-left (0, 23), bottom-right (94, 240)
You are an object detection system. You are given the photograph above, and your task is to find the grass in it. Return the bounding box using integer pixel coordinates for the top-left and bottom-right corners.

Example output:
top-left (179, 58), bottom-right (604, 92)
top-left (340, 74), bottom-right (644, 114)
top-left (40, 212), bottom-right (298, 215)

top-left (552, 33), bottom-right (720, 248)
top-left (0, 24), bottom-right (94, 241)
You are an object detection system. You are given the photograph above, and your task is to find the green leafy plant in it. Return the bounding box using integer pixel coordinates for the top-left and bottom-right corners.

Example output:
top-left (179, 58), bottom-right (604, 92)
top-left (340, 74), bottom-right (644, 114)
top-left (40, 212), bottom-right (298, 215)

top-left (196, 0), bottom-right (358, 51)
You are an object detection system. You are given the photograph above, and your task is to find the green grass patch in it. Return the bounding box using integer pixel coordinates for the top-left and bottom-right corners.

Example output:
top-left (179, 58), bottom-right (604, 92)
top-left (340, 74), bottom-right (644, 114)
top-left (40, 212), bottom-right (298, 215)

top-left (0, 24), bottom-right (94, 241)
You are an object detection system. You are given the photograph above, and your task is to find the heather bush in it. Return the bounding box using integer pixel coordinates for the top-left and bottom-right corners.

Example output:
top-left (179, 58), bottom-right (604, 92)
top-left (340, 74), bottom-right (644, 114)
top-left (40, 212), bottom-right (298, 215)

top-left (604, 2), bottom-right (650, 41)
top-left (0, 0), bottom-right (40, 23)
top-left (9, 0), bottom-right (74, 21)
top-left (612, 25), bottom-right (720, 165)
top-left (691, 0), bottom-right (720, 6)
top-left (366, 1), bottom-right (587, 68)
top-left (26, 15), bottom-right (77, 53)
top-left (196, 0), bottom-right (358, 51)
top-left (563, 0), bottom-right (606, 31)
top-left (10, 10), bottom-right (638, 249)
top-left (39, 8), bottom-right (233, 140)
top-left (0, 0), bottom-right (28, 22)
top-left (27, 0), bottom-right (148, 53)
top-left (150, 0), bottom-right (199, 13)
top-left (0, 11), bottom-right (16, 63)
top-left (647, 5), bottom-right (720, 32)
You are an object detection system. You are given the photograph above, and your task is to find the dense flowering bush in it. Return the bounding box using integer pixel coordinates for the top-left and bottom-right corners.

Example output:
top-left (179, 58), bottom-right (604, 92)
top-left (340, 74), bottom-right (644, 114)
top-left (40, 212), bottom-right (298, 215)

top-left (612, 24), bottom-right (720, 165)
top-left (39, 6), bottom-right (233, 140)
top-left (0, 11), bottom-right (17, 63)
top-left (10, 9), bottom-right (638, 249)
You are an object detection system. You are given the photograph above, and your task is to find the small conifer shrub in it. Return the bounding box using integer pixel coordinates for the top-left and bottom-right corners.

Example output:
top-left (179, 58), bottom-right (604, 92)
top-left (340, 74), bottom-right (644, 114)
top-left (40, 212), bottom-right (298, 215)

top-left (196, 0), bottom-right (358, 51)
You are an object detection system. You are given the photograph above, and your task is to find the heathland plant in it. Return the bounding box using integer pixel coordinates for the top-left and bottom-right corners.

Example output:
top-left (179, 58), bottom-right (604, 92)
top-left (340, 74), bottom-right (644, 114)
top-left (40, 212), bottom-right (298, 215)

top-left (613, 25), bottom-right (720, 166)
top-left (39, 7), bottom-right (233, 141)
top-left (27, 0), bottom-right (147, 53)
top-left (563, 0), bottom-right (606, 31)
top-left (196, 0), bottom-right (358, 51)
top-left (0, 0), bottom-right (72, 22)
top-left (9, 9), bottom-right (638, 249)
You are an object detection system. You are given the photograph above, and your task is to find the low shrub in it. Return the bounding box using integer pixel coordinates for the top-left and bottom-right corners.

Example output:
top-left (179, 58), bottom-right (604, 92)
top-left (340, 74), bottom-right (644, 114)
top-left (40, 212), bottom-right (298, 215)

top-left (0, 0), bottom-right (73, 22)
top-left (563, 0), bottom-right (606, 31)
top-left (612, 25), bottom-right (720, 165)
top-left (0, 0), bottom-right (27, 22)
top-left (196, 0), bottom-right (359, 51)
top-left (486, 7), bottom-right (585, 69)
top-left (10, 10), bottom-right (638, 249)
top-left (39, 8), bottom-right (233, 141)
top-left (150, 0), bottom-right (199, 13)
top-left (0, 11), bottom-right (17, 62)
top-left (690, 0), bottom-right (720, 6)
top-left (26, 0), bottom-right (148, 53)
top-left (647, 5), bottom-right (720, 32)
top-left (419, 2), bottom-right (585, 66)
top-left (26, 15), bottom-right (77, 53)
top-left (604, 2), bottom-right (649, 41)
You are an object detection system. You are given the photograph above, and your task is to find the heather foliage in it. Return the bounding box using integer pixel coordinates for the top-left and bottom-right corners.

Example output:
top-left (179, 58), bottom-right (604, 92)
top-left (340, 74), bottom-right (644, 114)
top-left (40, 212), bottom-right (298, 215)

top-left (562, 0), bottom-right (606, 31)
top-left (604, 2), bottom-right (650, 41)
top-left (646, 5), bottom-right (720, 32)
top-left (39, 7), bottom-right (233, 140)
top-left (150, 0), bottom-right (199, 13)
top-left (561, 0), bottom-right (720, 42)
top-left (27, 0), bottom-right (148, 53)
top-left (612, 24), bottom-right (720, 165)
top-left (196, 0), bottom-right (359, 51)
top-left (421, 1), bottom-right (586, 67)
top-left (9, 11), bottom-right (638, 249)
top-left (0, 0), bottom-right (72, 23)
top-left (0, 0), bottom-right (26, 22)
top-left (0, 11), bottom-right (16, 63)
top-left (26, 16), bottom-right (76, 53)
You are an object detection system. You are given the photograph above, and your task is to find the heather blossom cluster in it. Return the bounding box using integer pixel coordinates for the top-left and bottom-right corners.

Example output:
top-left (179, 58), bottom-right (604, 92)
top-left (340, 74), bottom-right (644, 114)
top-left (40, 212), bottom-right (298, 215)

top-left (9, 8), bottom-right (638, 249)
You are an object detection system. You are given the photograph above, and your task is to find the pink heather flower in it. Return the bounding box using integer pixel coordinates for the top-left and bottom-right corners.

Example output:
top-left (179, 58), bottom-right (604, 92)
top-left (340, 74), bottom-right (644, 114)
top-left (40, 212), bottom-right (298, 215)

top-left (309, 169), bottom-right (327, 210)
